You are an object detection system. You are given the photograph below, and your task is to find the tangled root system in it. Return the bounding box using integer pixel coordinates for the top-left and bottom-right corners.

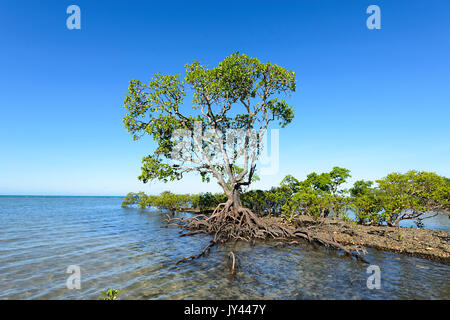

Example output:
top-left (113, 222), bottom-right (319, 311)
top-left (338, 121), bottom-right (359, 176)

top-left (170, 202), bottom-right (368, 265)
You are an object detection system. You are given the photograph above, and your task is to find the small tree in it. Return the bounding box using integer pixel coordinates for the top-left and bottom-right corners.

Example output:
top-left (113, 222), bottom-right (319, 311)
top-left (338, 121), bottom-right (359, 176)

top-left (122, 192), bottom-right (146, 207)
top-left (349, 180), bottom-right (374, 198)
top-left (264, 186), bottom-right (292, 216)
top-left (124, 52), bottom-right (296, 241)
top-left (280, 174), bottom-right (301, 194)
top-left (377, 170), bottom-right (450, 226)
top-left (241, 189), bottom-right (267, 216)
top-left (286, 167), bottom-right (351, 218)
top-left (122, 191), bottom-right (190, 212)
top-left (302, 167), bottom-right (351, 195)
top-left (192, 192), bottom-right (227, 212)
top-left (349, 180), bottom-right (385, 225)
top-left (151, 191), bottom-right (191, 214)
top-left (329, 167), bottom-right (351, 195)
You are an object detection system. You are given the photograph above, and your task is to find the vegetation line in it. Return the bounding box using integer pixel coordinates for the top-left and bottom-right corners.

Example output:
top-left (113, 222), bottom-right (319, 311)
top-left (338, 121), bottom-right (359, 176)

top-left (123, 167), bottom-right (449, 228)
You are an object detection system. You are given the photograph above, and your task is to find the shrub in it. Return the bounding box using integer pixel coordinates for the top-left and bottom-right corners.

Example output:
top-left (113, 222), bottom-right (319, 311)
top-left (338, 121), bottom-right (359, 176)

top-left (376, 171), bottom-right (450, 226)
top-left (241, 190), bottom-right (267, 215)
top-left (192, 192), bottom-right (227, 212)
top-left (121, 192), bottom-right (146, 207)
top-left (99, 288), bottom-right (120, 300)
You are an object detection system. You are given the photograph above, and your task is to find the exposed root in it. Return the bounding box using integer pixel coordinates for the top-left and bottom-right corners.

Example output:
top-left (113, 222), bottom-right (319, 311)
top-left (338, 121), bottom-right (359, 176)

top-left (228, 251), bottom-right (236, 278)
top-left (175, 240), bottom-right (216, 265)
top-left (171, 202), bottom-right (369, 265)
top-left (293, 228), bottom-right (369, 263)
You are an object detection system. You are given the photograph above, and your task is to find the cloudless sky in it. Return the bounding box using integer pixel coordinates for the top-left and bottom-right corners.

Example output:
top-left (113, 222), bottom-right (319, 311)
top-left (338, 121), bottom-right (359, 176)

top-left (0, 0), bottom-right (449, 196)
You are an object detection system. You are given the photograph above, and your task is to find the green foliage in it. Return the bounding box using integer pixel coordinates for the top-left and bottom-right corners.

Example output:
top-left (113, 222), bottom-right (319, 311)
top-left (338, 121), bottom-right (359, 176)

top-left (283, 187), bottom-right (351, 222)
top-left (376, 170), bottom-right (450, 226)
top-left (348, 171), bottom-right (450, 226)
top-left (122, 192), bottom-right (146, 207)
top-left (241, 189), bottom-right (267, 215)
top-left (283, 187), bottom-right (326, 221)
top-left (192, 192), bottom-right (227, 211)
top-left (122, 168), bottom-right (449, 228)
top-left (349, 180), bottom-right (374, 197)
top-left (240, 183), bottom-right (296, 217)
top-left (149, 191), bottom-right (192, 213)
top-left (122, 191), bottom-right (193, 213)
top-left (280, 175), bottom-right (301, 194)
top-left (349, 182), bottom-right (385, 225)
top-left (264, 186), bottom-right (292, 216)
top-left (123, 52), bottom-right (296, 199)
top-left (301, 167), bottom-right (351, 195)
top-left (329, 167), bottom-right (352, 194)
top-left (280, 167), bottom-right (352, 222)
top-left (99, 289), bottom-right (120, 300)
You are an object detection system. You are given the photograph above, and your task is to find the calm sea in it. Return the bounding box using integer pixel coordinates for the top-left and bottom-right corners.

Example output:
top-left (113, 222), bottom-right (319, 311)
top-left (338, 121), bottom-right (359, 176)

top-left (0, 196), bottom-right (449, 299)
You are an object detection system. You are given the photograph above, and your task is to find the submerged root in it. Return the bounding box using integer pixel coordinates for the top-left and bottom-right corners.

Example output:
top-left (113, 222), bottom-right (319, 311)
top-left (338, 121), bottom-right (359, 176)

top-left (171, 203), bottom-right (369, 265)
top-left (228, 251), bottom-right (236, 278)
top-left (175, 240), bottom-right (216, 265)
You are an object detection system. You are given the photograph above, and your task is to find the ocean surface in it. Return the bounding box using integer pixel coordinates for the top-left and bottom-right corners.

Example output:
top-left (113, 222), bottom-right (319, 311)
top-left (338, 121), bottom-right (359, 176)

top-left (0, 196), bottom-right (449, 300)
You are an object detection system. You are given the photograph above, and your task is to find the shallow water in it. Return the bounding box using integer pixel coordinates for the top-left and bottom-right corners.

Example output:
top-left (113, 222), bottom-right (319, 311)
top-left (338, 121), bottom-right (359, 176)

top-left (0, 196), bottom-right (449, 299)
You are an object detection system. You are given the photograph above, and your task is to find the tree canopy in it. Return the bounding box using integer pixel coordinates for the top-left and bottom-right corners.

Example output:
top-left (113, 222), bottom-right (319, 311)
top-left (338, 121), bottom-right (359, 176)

top-left (376, 170), bottom-right (450, 226)
top-left (123, 52), bottom-right (295, 204)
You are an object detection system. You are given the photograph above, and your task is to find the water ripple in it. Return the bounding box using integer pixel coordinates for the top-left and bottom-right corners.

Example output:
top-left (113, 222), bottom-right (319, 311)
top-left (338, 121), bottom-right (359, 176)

top-left (0, 196), bottom-right (449, 300)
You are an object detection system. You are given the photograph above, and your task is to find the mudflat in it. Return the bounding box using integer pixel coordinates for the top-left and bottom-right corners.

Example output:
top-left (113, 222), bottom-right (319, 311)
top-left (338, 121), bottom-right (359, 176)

top-left (279, 215), bottom-right (450, 264)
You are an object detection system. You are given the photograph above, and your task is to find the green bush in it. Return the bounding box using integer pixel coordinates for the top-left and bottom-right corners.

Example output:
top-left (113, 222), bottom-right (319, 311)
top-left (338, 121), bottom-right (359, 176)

top-left (191, 192), bottom-right (226, 212)
top-left (376, 170), bottom-right (450, 226)
top-left (121, 192), bottom-right (146, 207)
top-left (349, 181), bottom-right (385, 225)
top-left (99, 288), bottom-right (120, 300)
top-left (281, 167), bottom-right (352, 222)
top-left (122, 191), bottom-right (192, 213)
top-left (241, 190), bottom-right (267, 215)
top-left (349, 171), bottom-right (450, 226)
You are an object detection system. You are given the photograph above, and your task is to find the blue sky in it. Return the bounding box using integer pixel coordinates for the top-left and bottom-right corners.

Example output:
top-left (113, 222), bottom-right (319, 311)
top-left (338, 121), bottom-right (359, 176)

top-left (0, 0), bottom-right (449, 196)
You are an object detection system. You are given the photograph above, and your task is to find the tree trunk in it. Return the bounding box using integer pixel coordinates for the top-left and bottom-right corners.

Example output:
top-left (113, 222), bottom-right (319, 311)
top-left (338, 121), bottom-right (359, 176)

top-left (230, 187), bottom-right (242, 209)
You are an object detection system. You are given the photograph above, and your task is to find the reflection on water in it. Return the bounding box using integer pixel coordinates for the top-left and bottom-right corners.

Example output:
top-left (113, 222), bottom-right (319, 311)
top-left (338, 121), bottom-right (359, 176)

top-left (0, 196), bottom-right (449, 300)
